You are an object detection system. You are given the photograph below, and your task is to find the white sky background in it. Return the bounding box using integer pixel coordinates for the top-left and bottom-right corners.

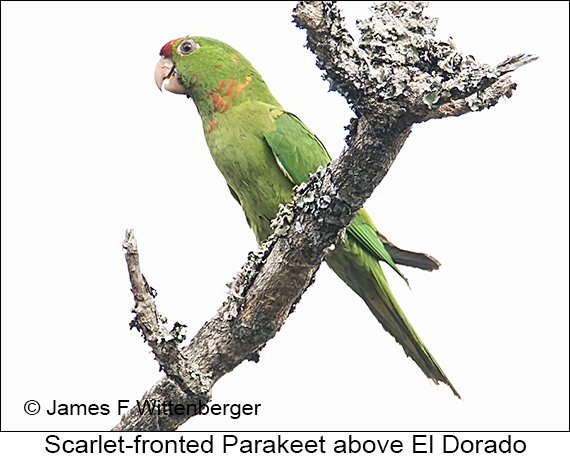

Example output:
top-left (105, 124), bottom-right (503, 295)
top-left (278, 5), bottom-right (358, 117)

top-left (1, 0), bottom-right (568, 437)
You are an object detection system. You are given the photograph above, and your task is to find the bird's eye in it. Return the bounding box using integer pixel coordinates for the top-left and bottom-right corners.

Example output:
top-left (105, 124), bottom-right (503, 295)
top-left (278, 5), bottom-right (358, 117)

top-left (177, 39), bottom-right (199, 55)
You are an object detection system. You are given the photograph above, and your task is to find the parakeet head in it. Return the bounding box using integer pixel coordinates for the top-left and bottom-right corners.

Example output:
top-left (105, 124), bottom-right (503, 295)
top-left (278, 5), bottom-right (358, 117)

top-left (155, 36), bottom-right (259, 102)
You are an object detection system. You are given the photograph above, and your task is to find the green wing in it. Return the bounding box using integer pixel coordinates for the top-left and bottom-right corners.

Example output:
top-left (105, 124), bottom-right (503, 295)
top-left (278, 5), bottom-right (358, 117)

top-left (264, 112), bottom-right (459, 398)
top-left (264, 111), bottom-right (406, 282)
top-left (264, 111), bottom-right (331, 182)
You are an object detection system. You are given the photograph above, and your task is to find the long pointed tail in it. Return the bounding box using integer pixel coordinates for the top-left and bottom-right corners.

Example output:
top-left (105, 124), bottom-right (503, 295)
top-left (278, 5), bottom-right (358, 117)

top-left (326, 236), bottom-right (460, 398)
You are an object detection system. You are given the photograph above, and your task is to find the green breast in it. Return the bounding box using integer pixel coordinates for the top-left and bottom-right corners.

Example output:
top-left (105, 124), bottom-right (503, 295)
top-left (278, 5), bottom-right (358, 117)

top-left (204, 101), bottom-right (294, 242)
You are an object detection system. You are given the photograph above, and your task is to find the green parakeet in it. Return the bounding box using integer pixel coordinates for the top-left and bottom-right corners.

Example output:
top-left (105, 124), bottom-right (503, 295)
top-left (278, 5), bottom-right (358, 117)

top-left (155, 37), bottom-right (460, 398)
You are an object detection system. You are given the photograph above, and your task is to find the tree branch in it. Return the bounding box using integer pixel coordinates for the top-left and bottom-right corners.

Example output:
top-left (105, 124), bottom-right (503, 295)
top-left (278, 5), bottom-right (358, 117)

top-left (113, 1), bottom-right (536, 431)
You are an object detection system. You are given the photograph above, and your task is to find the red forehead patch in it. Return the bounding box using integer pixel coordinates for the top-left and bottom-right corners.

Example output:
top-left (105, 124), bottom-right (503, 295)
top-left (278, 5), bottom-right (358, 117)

top-left (159, 37), bottom-right (185, 58)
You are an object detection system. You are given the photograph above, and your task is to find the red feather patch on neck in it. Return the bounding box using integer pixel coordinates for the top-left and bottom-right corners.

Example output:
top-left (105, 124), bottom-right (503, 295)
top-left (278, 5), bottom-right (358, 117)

top-left (159, 38), bottom-right (185, 58)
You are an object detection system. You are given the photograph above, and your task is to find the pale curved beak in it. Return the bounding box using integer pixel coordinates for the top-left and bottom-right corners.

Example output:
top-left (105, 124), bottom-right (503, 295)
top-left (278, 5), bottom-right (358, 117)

top-left (154, 56), bottom-right (186, 94)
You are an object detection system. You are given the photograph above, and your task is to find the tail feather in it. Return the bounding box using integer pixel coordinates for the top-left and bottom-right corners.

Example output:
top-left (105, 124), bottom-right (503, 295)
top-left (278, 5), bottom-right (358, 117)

top-left (326, 235), bottom-right (460, 398)
top-left (377, 232), bottom-right (441, 272)
top-left (368, 263), bottom-right (461, 398)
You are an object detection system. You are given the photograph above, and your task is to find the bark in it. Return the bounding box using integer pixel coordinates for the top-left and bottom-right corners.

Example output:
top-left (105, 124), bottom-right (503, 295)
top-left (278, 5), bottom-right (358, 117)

top-left (113, 1), bottom-right (536, 431)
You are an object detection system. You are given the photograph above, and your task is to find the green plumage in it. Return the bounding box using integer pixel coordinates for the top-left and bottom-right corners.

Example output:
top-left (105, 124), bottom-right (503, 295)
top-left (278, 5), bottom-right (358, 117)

top-left (160, 36), bottom-right (459, 397)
